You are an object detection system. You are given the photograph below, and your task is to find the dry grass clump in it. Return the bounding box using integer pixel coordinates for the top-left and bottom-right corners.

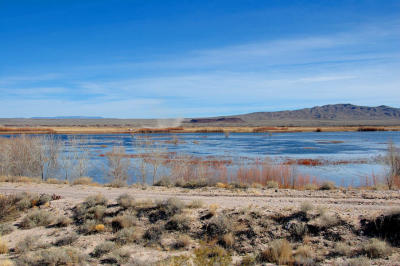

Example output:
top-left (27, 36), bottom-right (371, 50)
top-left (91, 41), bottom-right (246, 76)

top-left (318, 213), bottom-right (340, 228)
top-left (111, 213), bottom-right (136, 232)
top-left (115, 227), bottom-right (140, 245)
top-left (193, 242), bottom-right (232, 266)
top-left (16, 247), bottom-right (88, 265)
top-left (117, 193), bottom-right (135, 209)
top-left (361, 238), bottom-right (392, 258)
top-left (186, 199), bottom-right (204, 209)
top-left (0, 224), bottom-right (14, 235)
top-left (165, 214), bottom-right (191, 232)
top-left (54, 232), bottom-right (79, 246)
top-left (300, 201), bottom-right (313, 214)
top-left (91, 241), bottom-right (116, 258)
top-left (72, 177), bottom-right (95, 185)
top-left (221, 233), bottom-right (235, 248)
top-left (294, 245), bottom-right (314, 265)
top-left (266, 180), bottom-right (279, 189)
top-left (171, 235), bottom-right (191, 250)
top-left (0, 236), bottom-right (8, 254)
top-left (258, 239), bottom-right (292, 265)
top-left (20, 209), bottom-right (53, 229)
top-left (319, 181), bottom-right (336, 190)
top-left (335, 242), bottom-right (352, 256)
top-left (46, 178), bottom-right (66, 184)
top-left (346, 256), bottom-right (371, 266)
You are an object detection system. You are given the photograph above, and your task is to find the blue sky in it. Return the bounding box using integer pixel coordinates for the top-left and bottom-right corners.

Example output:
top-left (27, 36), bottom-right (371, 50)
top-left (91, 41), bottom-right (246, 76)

top-left (1, 0), bottom-right (399, 118)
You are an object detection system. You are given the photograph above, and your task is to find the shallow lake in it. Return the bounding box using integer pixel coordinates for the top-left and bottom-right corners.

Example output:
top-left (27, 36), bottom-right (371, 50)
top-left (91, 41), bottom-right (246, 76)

top-left (3, 131), bottom-right (400, 186)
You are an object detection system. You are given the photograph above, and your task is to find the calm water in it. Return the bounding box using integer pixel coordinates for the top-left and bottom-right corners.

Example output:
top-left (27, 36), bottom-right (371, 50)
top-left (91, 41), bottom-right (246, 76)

top-left (4, 131), bottom-right (400, 185)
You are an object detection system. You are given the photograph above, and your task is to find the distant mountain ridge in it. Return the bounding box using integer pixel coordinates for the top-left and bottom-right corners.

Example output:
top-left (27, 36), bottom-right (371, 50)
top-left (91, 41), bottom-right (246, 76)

top-left (31, 116), bottom-right (104, 119)
top-left (188, 104), bottom-right (400, 125)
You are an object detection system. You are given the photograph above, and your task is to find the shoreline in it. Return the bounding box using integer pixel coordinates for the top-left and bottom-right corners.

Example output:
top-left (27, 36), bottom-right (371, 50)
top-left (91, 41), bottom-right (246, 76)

top-left (1, 125), bottom-right (400, 134)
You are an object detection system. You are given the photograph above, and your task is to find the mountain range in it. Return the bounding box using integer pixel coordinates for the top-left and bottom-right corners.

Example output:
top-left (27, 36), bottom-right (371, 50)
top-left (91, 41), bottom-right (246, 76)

top-left (186, 104), bottom-right (400, 126)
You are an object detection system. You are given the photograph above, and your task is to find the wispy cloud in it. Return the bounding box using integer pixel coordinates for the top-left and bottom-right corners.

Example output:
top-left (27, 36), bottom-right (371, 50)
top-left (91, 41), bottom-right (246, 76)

top-left (1, 20), bottom-right (399, 117)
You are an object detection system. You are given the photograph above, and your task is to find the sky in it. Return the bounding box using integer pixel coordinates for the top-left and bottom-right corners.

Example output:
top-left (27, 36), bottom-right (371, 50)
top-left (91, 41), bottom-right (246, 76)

top-left (0, 0), bottom-right (399, 118)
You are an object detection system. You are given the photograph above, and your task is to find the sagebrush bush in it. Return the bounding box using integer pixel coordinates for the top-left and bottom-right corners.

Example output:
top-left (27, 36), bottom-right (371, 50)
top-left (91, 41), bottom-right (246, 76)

top-left (165, 214), bottom-right (191, 232)
top-left (186, 199), bottom-right (204, 209)
top-left (204, 215), bottom-right (231, 238)
top-left (143, 226), bottom-right (162, 244)
top-left (16, 247), bottom-right (88, 265)
top-left (20, 209), bottom-right (53, 229)
top-left (319, 181), bottom-right (336, 190)
top-left (117, 193), bottom-right (135, 209)
top-left (149, 198), bottom-right (184, 223)
top-left (54, 232), bottom-right (79, 246)
top-left (111, 213), bottom-right (136, 232)
top-left (300, 201), bottom-right (313, 214)
top-left (74, 194), bottom-right (107, 225)
top-left (318, 213), bottom-right (339, 228)
top-left (335, 242), bottom-right (352, 256)
top-left (72, 177), bottom-right (94, 185)
top-left (15, 235), bottom-right (40, 253)
top-left (54, 215), bottom-right (72, 227)
top-left (259, 239), bottom-right (292, 265)
top-left (115, 227), bottom-right (139, 245)
top-left (361, 238), bottom-right (392, 258)
top-left (91, 241), bottom-right (116, 258)
top-left (0, 224), bottom-right (14, 235)
top-left (102, 248), bottom-right (131, 264)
